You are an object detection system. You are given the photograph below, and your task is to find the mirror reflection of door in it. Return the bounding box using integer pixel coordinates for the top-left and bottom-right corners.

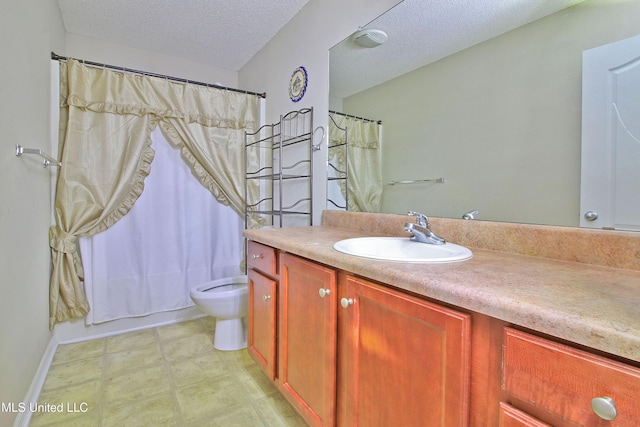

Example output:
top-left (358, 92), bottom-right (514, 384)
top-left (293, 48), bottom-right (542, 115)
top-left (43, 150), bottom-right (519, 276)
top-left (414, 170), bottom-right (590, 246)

top-left (581, 34), bottom-right (640, 231)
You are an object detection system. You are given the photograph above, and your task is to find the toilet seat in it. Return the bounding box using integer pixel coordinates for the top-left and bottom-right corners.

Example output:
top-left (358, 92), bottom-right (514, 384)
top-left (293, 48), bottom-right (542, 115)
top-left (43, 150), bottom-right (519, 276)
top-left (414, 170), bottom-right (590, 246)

top-left (197, 281), bottom-right (247, 294)
top-left (190, 275), bottom-right (248, 351)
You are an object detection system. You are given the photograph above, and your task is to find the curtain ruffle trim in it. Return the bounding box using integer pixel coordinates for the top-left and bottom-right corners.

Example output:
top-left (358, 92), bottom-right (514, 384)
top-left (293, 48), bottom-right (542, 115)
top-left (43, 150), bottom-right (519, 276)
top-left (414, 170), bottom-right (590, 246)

top-left (180, 146), bottom-right (232, 206)
top-left (329, 136), bottom-right (379, 149)
top-left (168, 134), bottom-right (265, 229)
top-left (50, 303), bottom-right (90, 330)
top-left (67, 95), bottom-right (257, 130)
top-left (65, 59), bottom-right (258, 130)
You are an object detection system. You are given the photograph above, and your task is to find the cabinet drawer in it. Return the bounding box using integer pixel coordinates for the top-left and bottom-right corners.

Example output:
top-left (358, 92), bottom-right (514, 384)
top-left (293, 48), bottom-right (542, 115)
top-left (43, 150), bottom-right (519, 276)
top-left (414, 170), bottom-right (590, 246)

top-left (503, 328), bottom-right (640, 426)
top-left (247, 241), bottom-right (277, 276)
top-left (499, 402), bottom-right (551, 427)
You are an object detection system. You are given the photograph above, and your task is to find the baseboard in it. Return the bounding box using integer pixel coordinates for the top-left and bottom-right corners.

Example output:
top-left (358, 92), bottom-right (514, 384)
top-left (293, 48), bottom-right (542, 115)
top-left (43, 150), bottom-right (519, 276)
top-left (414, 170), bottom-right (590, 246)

top-left (55, 306), bottom-right (205, 344)
top-left (13, 334), bottom-right (59, 427)
top-left (59, 312), bottom-right (208, 345)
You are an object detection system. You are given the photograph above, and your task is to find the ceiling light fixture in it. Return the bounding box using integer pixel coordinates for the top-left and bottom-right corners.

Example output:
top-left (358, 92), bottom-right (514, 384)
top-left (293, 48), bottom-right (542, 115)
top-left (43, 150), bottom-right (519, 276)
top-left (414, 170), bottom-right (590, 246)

top-left (352, 28), bottom-right (388, 48)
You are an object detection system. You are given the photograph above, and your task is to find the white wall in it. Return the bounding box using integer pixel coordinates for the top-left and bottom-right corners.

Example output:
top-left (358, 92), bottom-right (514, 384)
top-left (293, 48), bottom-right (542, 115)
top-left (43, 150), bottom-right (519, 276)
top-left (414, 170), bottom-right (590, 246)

top-left (240, 0), bottom-right (401, 224)
top-left (342, 0), bottom-right (640, 227)
top-left (0, 2), bottom-right (65, 426)
top-left (64, 34), bottom-right (238, 88)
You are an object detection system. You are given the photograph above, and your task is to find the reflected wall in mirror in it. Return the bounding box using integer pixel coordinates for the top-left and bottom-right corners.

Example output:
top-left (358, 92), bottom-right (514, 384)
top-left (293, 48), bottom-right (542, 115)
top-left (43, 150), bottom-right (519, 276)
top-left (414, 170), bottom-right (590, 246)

top-left (329, 0), bottom-right (640, 229)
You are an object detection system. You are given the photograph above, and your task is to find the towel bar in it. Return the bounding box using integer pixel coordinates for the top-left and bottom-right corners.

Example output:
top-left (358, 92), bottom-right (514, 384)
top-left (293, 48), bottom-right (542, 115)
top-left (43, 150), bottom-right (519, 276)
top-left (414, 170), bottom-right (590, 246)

top-left (15, 144), bottom-right (61, 168)
top-left (387, 178), bottom-right (444, 185)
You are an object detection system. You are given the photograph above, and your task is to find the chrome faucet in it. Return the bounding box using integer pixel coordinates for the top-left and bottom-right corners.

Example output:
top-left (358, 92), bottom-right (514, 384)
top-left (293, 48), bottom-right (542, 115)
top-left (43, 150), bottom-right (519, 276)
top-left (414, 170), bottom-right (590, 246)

top-left (404, 211), bottom-right (446, 245)
top-left (462, 209), bottom-right (479, 220)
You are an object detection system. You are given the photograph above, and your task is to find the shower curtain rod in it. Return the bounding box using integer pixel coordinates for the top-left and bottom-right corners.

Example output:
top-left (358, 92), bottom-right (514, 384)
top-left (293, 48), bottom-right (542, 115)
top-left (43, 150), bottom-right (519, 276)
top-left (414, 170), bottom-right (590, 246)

top-left (329, 110), bottom-right (381, 124)
top-left (51, 52), bottom-right (266, 99)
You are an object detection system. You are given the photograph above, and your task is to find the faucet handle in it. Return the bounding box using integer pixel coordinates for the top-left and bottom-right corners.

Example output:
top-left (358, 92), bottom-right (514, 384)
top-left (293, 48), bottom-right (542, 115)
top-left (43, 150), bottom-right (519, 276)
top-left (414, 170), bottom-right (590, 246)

top-left (408, 211), bottom-right (429, 227)
top-left (462, 210), bottom-right (479, 220)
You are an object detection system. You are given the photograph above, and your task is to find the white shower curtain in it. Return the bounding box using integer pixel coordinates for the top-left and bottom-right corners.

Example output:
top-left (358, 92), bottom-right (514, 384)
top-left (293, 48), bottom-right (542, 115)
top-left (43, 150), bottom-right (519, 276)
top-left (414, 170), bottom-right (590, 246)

top-left (80, 127), bottom-right (244, 324)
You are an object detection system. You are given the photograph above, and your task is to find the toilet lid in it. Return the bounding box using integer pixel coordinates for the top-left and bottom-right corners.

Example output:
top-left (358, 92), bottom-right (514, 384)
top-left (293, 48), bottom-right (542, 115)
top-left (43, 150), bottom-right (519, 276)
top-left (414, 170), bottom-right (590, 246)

top-left (200, 282), bottom-right (246, 293)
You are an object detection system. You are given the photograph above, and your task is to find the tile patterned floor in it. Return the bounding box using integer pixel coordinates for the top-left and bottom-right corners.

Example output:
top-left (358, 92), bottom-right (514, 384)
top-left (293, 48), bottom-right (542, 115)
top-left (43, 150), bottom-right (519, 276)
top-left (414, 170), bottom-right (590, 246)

top-left (30, 318), bottom-right (307, 426)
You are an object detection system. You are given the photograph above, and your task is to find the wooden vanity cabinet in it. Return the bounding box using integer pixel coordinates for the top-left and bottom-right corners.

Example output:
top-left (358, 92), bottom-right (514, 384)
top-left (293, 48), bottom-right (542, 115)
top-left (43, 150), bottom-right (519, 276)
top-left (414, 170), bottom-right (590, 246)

top-left (338, 274), bottom-right (472, 427)
top-left (248, 241), bottom-right (640, 427)
top-left (251, 245), bottom-right (473, 427)
top-left (501, 327), bottom-right (640, 427)
top-left (247, 241), bottom-right (278, 380)
top-left (279, 252), bottom-right (338, 427)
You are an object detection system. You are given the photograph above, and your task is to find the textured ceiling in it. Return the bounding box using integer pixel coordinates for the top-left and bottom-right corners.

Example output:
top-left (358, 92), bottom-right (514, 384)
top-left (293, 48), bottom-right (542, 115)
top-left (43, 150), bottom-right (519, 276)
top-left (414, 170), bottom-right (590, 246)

top-left (57, 0), bottom-right (584, 97)
top-left (330, 0), bottom-right (585, 98)
top-left (56, 0), bottom-right (312, 71)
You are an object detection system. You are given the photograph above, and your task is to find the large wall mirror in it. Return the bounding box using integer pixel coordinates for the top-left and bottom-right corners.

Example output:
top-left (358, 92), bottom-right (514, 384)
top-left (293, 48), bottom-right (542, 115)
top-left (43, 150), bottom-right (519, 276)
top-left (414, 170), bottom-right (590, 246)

top-left (328, 0), bottom-right (640, 230)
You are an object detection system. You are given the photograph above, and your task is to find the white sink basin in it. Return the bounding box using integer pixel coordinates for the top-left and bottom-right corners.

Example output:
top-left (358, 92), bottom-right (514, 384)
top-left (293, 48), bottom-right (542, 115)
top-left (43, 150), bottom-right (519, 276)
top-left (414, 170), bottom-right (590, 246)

top-left (333, 237), bottom-right (472, 263)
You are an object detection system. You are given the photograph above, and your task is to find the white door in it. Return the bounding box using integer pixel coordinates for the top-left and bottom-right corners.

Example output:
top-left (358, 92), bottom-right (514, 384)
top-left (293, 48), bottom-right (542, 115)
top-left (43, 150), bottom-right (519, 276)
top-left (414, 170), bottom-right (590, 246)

top-left (581, 34), bottom-right (640, 231)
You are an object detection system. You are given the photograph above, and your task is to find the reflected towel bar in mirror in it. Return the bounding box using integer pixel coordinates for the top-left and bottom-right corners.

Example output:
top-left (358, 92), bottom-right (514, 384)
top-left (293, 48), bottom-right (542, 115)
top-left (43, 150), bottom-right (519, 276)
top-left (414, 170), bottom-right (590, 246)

top-left (387, 178), bottom-right (444, 185)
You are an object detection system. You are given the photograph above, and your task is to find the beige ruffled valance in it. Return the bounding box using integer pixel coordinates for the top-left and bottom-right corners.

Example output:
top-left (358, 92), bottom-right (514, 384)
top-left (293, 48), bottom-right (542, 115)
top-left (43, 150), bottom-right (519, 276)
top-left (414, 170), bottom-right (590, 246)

top-left (329, 114), bottom-right (379, 149)
top-left (65, 59), bottom-right (257, 129)
top-left (49, 59), bottom-right (260, 329)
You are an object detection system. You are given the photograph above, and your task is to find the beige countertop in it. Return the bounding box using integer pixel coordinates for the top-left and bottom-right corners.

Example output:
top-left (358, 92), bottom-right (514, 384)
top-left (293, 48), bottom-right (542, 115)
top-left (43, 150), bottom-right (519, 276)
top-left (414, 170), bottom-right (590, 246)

top-left (244, 211), bottom-right (640, 363)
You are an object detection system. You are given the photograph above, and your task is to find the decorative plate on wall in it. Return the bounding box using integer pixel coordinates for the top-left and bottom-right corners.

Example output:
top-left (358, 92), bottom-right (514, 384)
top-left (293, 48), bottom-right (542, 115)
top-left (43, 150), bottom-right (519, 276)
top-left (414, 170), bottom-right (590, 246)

top-left (289, 66), bottom-right (308, 102)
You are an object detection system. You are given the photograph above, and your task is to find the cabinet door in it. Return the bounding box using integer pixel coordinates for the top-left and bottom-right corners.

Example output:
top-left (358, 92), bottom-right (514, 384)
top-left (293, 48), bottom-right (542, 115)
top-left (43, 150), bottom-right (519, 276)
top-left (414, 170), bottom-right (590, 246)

top-left (248, 269), bottom-right (277, 380)
top-left (339, 275), bottom-right (471, 427)
top-left (279, 253), bottom-right (337, 427)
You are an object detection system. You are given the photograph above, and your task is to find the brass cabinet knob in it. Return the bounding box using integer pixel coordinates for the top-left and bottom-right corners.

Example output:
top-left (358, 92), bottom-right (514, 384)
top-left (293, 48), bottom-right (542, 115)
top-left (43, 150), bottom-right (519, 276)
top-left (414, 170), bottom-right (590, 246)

top-left (591, 396), bottom-right (617, 420)
top-left (251, 254), bottom-right (263, 260)
top-left (262, 295), bottom-right (271, 301)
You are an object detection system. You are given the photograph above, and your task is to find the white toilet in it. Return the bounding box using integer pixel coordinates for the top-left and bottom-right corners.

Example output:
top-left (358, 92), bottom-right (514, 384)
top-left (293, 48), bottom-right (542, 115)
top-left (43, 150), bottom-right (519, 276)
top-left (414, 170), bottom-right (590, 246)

top-left (190, 275), bottom-right (248, 351)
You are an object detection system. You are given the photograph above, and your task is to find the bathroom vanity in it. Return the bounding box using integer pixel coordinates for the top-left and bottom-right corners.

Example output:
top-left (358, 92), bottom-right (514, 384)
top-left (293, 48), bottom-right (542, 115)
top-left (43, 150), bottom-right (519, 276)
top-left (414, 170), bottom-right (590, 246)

top-left (244, 211), bottom-right (640, 427)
